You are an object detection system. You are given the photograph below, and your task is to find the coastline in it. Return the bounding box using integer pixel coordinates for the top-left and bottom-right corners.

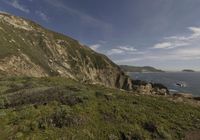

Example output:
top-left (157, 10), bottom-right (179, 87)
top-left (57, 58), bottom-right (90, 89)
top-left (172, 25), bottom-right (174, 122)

top-left (128, 71), bottom-right (200, 97)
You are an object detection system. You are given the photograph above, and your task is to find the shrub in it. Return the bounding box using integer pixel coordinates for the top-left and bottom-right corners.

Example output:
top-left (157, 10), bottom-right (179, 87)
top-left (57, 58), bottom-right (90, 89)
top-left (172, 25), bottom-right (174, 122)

top-left (0, 96), bottom-right (10, 109)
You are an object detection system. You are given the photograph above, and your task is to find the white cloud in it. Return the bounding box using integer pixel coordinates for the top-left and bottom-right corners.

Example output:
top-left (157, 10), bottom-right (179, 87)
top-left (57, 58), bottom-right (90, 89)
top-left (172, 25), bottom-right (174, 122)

top-left (109, 27), bottom-right (200, 69)
top-left (149, 48), bottom-right (200, 61)
top-left (176, 48), bottom-right (200, 56)
top-left (189, 27), bottom-right (200, 38)
top-left (35, 11), bottom-right (49, 22)
top-left (153, 42), bottom-right (172, 49)
top-left (107, 49), bottom-right (124, 55)
top-left (6, 0), bottom-right (30, 13)
top-left (153, 42), bottom-right (189, 49)
top-left (90, 44), bottom-right (101, 51)
top-left (107, 45), bottom-right (137, 55)
top-left (114, 45), bottom-right (200, 65)
top-left (153, 26), bottom-right (200, 49)
top-left (118, 46), bottom-right (137, 51)
top-left (172, 48), bottom-right (200, 60)
top-left (114, 58), bottom-right (143, 63)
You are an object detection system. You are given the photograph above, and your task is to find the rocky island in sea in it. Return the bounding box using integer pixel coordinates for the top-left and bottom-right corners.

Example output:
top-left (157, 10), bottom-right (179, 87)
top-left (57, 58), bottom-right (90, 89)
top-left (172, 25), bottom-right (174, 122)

top-left (182, 69), bottom-right (196, 72)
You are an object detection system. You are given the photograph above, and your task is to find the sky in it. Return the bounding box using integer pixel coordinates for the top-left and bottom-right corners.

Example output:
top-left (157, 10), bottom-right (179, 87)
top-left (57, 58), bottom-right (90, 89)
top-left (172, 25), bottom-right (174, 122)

top-left (0, 0), bottom-right (200, 71)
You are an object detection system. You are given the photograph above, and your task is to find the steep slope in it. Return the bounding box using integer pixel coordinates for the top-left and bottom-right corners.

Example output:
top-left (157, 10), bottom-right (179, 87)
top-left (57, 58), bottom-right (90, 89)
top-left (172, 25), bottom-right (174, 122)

top-left (0, 12), bottom-right (132, 90)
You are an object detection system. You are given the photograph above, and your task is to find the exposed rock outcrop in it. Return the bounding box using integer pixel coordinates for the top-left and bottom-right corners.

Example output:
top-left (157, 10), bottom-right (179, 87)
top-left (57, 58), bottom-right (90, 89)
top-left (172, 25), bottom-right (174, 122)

top-left (132, 80), bottom-right (169, 95)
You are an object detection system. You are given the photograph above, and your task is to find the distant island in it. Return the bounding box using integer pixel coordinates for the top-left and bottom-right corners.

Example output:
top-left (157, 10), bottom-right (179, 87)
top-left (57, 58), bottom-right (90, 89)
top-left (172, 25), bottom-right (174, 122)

top-left (182, 69), bottom-right (195, 72)
top-left (120, 65), bottom-right (164, 72)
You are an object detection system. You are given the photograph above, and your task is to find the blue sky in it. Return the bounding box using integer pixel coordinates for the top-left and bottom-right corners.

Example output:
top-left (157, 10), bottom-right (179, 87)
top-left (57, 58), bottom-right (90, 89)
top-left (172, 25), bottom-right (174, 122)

top-left (0, 0), bottom-right (200, 71)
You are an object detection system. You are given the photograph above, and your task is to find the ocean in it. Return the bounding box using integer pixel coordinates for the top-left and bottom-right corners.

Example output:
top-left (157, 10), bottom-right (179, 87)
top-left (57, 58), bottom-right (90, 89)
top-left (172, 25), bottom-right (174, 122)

top-left (129, 72), bottom-right (200, 97)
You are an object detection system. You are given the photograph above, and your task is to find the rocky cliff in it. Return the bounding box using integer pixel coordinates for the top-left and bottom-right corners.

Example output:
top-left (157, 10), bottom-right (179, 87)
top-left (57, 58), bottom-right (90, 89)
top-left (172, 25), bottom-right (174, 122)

top-left (0, 12), bottom-right (168, 95)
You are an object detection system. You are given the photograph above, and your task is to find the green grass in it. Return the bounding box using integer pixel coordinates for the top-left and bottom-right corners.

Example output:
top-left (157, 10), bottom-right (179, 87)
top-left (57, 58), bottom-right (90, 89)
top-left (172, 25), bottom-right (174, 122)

top-left (0, 76), bottom-right (200, 140)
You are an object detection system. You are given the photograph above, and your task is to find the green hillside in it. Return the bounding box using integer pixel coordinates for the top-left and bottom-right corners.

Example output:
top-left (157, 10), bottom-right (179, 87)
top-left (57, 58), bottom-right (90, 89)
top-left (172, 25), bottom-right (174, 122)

top-left (0, 76), bottom-right (200, 140)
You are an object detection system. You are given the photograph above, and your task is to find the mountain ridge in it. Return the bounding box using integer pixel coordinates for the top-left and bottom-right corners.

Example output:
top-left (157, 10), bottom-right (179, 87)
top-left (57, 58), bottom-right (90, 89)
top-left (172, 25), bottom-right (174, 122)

top-left (120, 65), bottom-right (164, 72)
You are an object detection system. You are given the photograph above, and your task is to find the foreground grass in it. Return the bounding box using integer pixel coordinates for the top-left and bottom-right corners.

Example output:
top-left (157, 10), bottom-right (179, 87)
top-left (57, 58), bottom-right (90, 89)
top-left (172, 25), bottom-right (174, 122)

top-left (0, 76), bottom-right (200, 140)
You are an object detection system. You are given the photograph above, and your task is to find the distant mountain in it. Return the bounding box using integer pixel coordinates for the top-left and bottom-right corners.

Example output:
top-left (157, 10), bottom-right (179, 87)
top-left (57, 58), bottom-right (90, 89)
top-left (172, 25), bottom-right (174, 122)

top-left (120, 65), bottom-right (164, 72)
top-left (182, 69), bottom-right (195, 72)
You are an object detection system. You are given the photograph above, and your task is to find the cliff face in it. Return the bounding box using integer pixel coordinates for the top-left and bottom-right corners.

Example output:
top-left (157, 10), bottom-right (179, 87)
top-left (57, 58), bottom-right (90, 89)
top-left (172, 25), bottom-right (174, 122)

top-left (0, 12), bottom-right (168, 94)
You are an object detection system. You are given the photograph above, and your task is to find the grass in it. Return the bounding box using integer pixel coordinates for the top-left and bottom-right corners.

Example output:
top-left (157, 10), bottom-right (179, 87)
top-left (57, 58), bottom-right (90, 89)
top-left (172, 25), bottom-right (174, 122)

top-left (0, 76), bottom-right (200, 139)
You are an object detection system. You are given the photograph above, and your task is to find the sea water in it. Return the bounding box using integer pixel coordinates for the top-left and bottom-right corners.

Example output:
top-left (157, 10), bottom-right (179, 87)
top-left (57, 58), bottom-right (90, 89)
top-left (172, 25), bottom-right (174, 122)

top-left (129, 72), bottom-right (200, 97)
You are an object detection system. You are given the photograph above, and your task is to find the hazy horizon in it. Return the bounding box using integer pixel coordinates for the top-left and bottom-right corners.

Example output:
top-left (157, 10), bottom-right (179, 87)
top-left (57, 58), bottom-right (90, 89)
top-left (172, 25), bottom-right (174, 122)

top-left (120, 65), bottom-right (200, 72)
top-left (0, 0), bottom-right (200, 71)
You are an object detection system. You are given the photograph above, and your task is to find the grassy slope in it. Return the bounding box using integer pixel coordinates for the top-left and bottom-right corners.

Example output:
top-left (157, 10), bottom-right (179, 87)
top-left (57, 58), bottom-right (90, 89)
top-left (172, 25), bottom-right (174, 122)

top-left (0, 76), bottom-right (200, 140)
top-left (0, 21), bottom-right (55, 75)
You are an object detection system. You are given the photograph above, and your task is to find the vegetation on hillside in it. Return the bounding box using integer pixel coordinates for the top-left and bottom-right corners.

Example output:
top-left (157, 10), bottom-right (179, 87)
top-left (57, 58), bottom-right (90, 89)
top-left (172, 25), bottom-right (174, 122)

top-left (0, 76), bottom-right (200, 139)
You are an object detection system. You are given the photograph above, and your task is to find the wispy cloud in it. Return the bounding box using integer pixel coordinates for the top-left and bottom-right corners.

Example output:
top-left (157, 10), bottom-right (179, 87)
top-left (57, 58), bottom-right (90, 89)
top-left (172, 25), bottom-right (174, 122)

top-left (107, 49), bottom-right (124, 55)
top-left (153, 42), bottom-right (172, 49)
top-left (114, 52), bottom-right (199, 65)
top-left (171, 47), bottom-right (200, 60)
top-left (115, 46), bottom-right (200, 64)
top-left (118, 46), bottom-right (137, 51)
top-left (114, 27), bottom-right (200, 64)
top-left (90, 44), bottom-right (101, 51)
top-left (35, 11), bottom-right (49, 22)
top-left (114, 58), bottom-right (143, 63)
top-left (107, 45), bottom-right (137, 55)
top-left (6, 0), bottom-right (30, 13)
top-left (189, 27), bottom-right (200, 38)
top-left (152, 26), bottom-right (200, 49)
